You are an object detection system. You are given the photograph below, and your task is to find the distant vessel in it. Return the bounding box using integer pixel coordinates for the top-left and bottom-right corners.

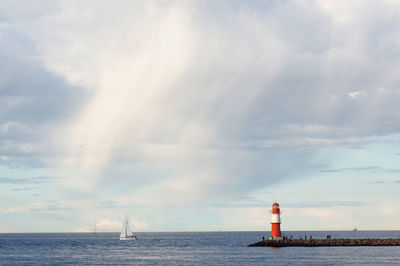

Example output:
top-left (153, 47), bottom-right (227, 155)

top-left (120, 216), bottom-right (137, 240)
top-left (353, 227), bottom-right (358, 231)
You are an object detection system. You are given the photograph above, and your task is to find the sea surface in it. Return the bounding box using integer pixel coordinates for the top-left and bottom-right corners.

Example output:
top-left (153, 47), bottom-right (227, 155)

top-left (1, 231), bottom-right (400, 265)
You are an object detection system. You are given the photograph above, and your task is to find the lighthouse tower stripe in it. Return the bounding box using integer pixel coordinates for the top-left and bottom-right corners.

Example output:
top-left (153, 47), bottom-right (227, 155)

top-left (271, 213), bottom-right (280, 223)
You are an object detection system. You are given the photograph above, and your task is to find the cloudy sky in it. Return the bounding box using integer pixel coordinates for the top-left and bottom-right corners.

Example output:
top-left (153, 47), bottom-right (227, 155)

top-left (1, 0), bottom-right (400, 232)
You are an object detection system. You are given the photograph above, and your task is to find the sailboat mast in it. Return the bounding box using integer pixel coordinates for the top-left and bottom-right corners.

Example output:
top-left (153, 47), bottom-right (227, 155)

top-left (125, 216), bottom-right (128, 237)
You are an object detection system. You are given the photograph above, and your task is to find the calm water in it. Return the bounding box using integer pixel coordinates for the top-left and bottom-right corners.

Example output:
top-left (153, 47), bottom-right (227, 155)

top-left (1, 231), bottom-right (400, 265)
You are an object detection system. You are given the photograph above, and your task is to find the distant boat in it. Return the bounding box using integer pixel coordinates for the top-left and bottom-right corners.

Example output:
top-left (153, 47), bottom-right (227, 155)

top-left (353, 227), bottom-right (358, 231)
top-left (120, 216), bottom-right (137, 240)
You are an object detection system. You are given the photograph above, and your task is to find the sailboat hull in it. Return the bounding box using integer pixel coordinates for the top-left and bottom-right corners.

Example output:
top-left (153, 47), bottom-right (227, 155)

top-left (120, 236), bottom-right (137, 240)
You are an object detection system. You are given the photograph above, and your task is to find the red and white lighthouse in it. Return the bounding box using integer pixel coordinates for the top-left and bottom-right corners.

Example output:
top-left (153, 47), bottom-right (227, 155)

top-left (270, 202), bottom-right (283, 240)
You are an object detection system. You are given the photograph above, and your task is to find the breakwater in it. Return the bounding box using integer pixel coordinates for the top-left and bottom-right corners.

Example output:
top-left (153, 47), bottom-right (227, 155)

top-left (249, 238), bottom-right (400, 247)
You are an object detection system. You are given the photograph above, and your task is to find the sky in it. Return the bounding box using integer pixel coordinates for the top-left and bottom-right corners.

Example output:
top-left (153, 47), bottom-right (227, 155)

top-left (1, 0), bottom-right (400, 233)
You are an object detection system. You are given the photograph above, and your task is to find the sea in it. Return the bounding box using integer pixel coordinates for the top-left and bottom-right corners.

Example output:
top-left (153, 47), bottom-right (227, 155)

top-left (1, 231), bottom-right (400, 265)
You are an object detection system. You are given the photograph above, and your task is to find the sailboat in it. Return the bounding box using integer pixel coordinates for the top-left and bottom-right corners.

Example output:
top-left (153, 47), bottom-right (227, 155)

top-left (120, 216), bottom-right (137, 240)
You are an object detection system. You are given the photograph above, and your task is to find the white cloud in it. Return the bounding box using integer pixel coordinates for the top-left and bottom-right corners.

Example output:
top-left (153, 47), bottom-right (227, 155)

top-left (74, 227), bottom-right (92, 233)
top-left (318, 0), bottom-right (365, 24)
top-left (93, 217), bottom-right (147, 231)
top-left (3, 201), bottom-right (70, 214)
top-left (96, 219), bottom-right (121, 231)
top-left (219, 207), bottom-right (266, 231)
top-left (28, 1), bottom-right (289, 196)
top-left (348, 91), bottom-right (366, 98)
top-left (3, 0), bottom-right (400, 231)
top-left (129, 217), bottom-right (149, 230)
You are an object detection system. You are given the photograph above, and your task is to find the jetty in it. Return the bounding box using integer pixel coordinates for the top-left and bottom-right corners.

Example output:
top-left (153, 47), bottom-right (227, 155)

top-left (255, 202), bottom-right (400, 247)
top-left (249, 238), bottom-right (400, 247)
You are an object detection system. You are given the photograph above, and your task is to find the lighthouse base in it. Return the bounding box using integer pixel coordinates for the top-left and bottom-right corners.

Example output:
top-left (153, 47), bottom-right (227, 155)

top-left (269, 236), bottom-right (283, 240)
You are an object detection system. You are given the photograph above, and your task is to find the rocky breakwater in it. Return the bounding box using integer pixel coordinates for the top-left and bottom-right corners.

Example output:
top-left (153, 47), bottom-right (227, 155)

top-left (248, 238), bottom-right (400, 247)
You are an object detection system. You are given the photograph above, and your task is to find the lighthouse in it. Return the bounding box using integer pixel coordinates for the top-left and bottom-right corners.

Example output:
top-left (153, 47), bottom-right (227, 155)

top-left (269, 202), bottom-right (283, 240)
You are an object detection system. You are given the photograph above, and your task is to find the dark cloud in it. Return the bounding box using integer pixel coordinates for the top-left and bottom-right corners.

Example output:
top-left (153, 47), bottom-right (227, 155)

top-left (0, 32), bottom-right (88, 124)
top-left (345, 167), bottom-right (380, 171)
top-left (45, 205), bottom-right (72, 211)
top-left (0, 176), bottom-right (57, 184)
top-left (210, 199), bottom-right (268, 208)
top-left (285, 201), bottom-right (365, 208)
top-left (319, 169), bottom-right (342, 173)
top-left (385, 169), bottom-right (400, 173)
top-left (95, 200), bottom-right (119, 209)
top-left (11, 187), bottom-right (33, 191)
top-left (0, 22), bottom-right (90, 168)
top-left (368, 180), bottom-right (385, 184)
top-left (319, 167), bottom-right (380, 173)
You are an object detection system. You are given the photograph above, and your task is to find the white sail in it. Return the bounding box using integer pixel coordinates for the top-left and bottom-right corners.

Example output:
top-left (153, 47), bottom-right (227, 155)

top-left (120, 226), bottom-right (126, 238)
